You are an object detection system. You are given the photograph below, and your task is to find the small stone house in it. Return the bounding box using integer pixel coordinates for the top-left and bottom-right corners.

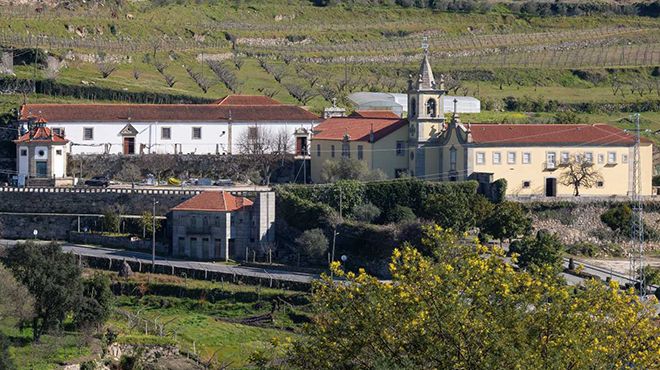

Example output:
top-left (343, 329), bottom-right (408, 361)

top-left (170, 191), bottom-right (275, 261)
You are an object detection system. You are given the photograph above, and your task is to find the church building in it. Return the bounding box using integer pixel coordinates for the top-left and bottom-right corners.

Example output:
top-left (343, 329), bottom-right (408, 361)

top-left (311, 51), bottom-right (653, 197)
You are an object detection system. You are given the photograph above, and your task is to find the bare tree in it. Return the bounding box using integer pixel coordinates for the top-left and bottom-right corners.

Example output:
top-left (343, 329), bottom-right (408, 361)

top-left (163, 74), bottom-right (176, 87)
top-left (233, 55), bottom-right (244, 70)
top-left (185, 65), bottom-right (213, 93)
top-left (207, 61), bottom-right (240, 92)
top-left (285, 83), bottom-right (318, 105)
top-left (132, 66), bottom-right (141, 80)
top-left (97, 61), bottom-right (117, 79)
top-left (236, 126), bottom-right (289, 186)
top-left (319, 84), bottom-right (338, 103)
top-left (559, 154), bottom-right (603, 196)
top-left (154, 60), bottom-right (168, 74)
top-left (258, 87), bottom-right (279, 98)
top-left (0, 264), bottom-right (35, 323)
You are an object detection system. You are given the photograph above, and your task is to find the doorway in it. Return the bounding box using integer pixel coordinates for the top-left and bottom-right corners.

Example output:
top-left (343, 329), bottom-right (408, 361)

top-left (123, 137), bottom-right (135, 155)
top-left (35, 161), bottom-right (48, 178)
top-left (545, 178), bottom-right (557, 197)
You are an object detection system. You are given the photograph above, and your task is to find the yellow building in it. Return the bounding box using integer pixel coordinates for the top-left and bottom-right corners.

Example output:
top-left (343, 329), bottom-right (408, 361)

top-left (310, 111), bottom-right (409, 182)
top-left (311, 52), bottom-right (653, 197)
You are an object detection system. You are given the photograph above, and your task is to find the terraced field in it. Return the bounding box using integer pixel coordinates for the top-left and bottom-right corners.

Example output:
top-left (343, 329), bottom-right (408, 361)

top-left (0, 0), bottom-right (658, 122)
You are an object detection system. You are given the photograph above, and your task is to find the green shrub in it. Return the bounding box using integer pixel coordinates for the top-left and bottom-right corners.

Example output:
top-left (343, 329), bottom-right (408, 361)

top-left (566, 242), bottom-right (598, 257)
top-left (351, 202), bottom-right (381, 223)
top-left (600, 204), bottom-right (632, 233)
top-left (385, 205), bottom-right (416, 224)
top-left (296, 228), bottom-right (329, 264)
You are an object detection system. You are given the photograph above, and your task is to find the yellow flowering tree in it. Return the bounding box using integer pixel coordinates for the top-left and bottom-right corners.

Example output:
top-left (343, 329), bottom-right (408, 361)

top-left (283, 226), bottom-right (659, 369)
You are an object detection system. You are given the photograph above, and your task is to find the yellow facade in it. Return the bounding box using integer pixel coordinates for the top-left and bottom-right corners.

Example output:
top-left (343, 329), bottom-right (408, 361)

top-left (469, 144), bottom-right (653, 196)
top-left (310, 126), bottom-right (408, 183)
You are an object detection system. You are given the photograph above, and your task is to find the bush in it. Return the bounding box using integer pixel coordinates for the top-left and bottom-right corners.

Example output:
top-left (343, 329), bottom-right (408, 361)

top-left (295, 228), bottom-right (329, 264)
top-left (0, 333), bottom-right (16, 370)
top-left (515, 230), bottom-right (564, 271)
top-left (566, 242), bottom-right (598, 257)
top-left (351, 202), bottom-right (381, 223)
top-left (600, 204), bottom-right (632, 233)
top-left (385, 205), bottom-right (416, 224)
top-left (102, 209), bottom-right (121, 233)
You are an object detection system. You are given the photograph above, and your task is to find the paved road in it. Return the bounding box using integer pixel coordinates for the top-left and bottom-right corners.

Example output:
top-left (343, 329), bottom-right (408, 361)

top-left (1, 240), bottom-right (318, 285)
top-left (1, 239), bottom-right (655, 293)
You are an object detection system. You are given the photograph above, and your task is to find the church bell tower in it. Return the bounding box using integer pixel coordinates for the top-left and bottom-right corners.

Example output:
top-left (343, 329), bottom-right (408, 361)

top-left (407, 37), bottom-right (447, 177)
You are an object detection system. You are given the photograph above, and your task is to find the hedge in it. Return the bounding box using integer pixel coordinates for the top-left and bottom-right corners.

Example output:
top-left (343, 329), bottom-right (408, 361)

top-left (277, 179), bottom-right (479, 220)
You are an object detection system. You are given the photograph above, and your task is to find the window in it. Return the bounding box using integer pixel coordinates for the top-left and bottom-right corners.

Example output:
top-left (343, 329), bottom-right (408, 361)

top-left (248, 126), bottom-right (259, 139)
top-left (20, 149), bottom-right (27, 156)
top-left (83, 127), bottom-right (94, 140)
top-left (507, 152), bottom-right (516, 164)
top-left (357, 145), bottom-right (364, 160)
top-left (608, 152), bottom-right (616, 164)
top-left (342, 142), bottom-right (350, 158)
top-left (476, 152), bottom-right (485, 165)
top-left (546, 152), bottom-right (556, 168)
top-left (584, 152), bottom-right (593, 163)
top-left (596, 181), bottom-right (604, 188)
top-left (622, 154), bottom-right (628, 164)
top-left (522, 181), bottom-right (531, 188)
top-left (55, 149), bottom-right (62, 155)
top-left (426, 99), bottom-right (437, 117)
top-left (52, 127), bottom-right (65, 136)
top-left (215, 216), bottom-right (221, 226)
top-left (396, 141), bottom-right (405, 156)
top-left (192, 127), bottom-right (202, 140)
top-left (190, 216), bottom-right (197, 227)
top-left (317, 144), bottom-right (321, 157)
top-left (492, 152), bottom-right (501, 165)
top-left (161, 127), bottom-right (171, 140)
top-left (598, 154), bottom-right (605, 164)
top-left (522, 152), bottom-right (531, 164)
top-left (331, 145), bottom-right (335, 158)
top-left (450, 147), bottom-right (457, 171)
top-left (560, 152), bottom-right (570, 164)
top-left (410, 98), bottom-right (417, 118)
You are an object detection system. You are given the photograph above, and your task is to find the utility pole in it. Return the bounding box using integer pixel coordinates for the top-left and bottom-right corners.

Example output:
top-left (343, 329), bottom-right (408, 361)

top-left (629, 113), bottom-right (645, 298)
top-left (152, 198), bottom-right (158, 273)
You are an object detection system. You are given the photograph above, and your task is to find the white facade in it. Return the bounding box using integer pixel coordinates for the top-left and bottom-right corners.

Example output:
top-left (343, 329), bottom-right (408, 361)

top-left (348, 92), bottom-right (480, 116)
top-left (49, 120), bottom-right (317, 155)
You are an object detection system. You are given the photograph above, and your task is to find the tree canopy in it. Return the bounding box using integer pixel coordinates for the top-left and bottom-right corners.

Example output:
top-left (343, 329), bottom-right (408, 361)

top-left (281, 226), bottom-right (660, 369)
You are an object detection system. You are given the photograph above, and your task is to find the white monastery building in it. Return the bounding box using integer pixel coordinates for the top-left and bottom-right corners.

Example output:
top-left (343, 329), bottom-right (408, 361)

top-left (19, 95), bottom-right (321, 156)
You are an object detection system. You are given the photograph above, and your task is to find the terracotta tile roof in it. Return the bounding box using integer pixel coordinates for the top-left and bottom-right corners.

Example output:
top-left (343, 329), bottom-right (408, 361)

top-left (171, 191), bottom-right (253, 212)
top-left (20, 98), bottom-right (319, 123)
top-left (14, 125), bottom-right (69, 144)
top-left (313, 117), bottom-right (408, 142)
top-left (468, 123), bottom-right (650, 146)
top-left (348, 110), bottom-right (400, 119)
top-left (215, 95), bottom-right (280, 106)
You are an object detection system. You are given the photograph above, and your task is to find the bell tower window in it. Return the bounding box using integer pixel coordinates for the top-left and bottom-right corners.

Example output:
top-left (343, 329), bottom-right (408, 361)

top-left (426, 99), bottom-right (437, 118)
top-left (410, 98), bottom-right (417, 118)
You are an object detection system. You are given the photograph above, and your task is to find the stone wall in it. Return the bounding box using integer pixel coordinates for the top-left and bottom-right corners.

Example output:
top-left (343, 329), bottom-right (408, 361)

top-left (530, 203), bottom-right (660, 253)
top-left (0, 213), bottom-right (75, 240)
top-left (0, 188), bottom-right (197, 214)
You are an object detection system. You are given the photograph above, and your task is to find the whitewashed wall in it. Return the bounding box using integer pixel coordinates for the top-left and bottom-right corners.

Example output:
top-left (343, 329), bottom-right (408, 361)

top-left (49, 120), bottom-right (318, 155)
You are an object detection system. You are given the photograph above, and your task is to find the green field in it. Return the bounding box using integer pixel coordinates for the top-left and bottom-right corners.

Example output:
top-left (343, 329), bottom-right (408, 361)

top-left (1, 269), bottom-right (309, 369)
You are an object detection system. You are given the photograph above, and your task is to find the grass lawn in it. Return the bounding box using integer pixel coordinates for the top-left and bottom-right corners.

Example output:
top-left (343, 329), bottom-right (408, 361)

top-left (109, 293), bottom-right (302, 367)
top-left (0, 319), bottom-right (91, 370)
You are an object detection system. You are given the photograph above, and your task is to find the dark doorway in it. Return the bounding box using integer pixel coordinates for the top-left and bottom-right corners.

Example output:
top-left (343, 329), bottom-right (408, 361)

top-left (228, 239), bottom-right (236, 259)
top-left (35, 161), bottom-right (48, 178)
top-left (545, 178), bottom-right (557, 197)
top-left (123, 137), bottom-right (135, 155)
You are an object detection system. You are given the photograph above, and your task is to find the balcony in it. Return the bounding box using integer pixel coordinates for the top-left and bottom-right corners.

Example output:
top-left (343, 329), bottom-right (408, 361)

top-left (544, 161), bottom-right (557, 171)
